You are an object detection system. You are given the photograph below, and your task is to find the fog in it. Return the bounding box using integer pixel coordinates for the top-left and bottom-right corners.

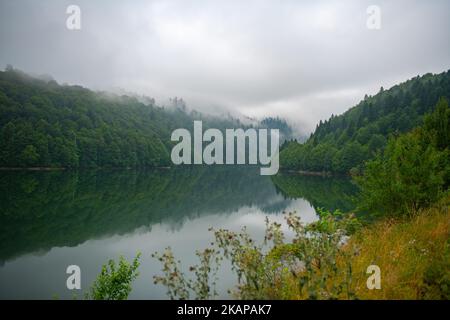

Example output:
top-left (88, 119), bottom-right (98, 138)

top-left (1, 0), bottom-right (449, 134)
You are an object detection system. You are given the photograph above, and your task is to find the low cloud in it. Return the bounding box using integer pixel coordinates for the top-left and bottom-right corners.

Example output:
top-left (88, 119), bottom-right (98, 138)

top-left (1, 0), bottom-right (449, 134)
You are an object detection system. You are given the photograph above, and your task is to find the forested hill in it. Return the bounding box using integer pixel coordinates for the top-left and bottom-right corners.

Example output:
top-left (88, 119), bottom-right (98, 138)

top-left (0, 68), bottom-right (256, 168)
top-left (280, 70), bottom-right (450, 173)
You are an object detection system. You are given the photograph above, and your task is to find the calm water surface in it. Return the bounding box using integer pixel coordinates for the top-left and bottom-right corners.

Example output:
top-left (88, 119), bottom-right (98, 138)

top-left (0, 167), bottom-right (357, 299)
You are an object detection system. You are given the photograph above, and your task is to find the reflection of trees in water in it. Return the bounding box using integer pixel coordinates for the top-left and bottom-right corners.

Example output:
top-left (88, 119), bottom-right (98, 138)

top-left (258, 194), bottom-right (293, 214)
top-left (0, 167), bottom-right (276, 262)
top-left (0, 168), bottom-right (357, 263)
top-left (271, 173), bottom-right (358, 213)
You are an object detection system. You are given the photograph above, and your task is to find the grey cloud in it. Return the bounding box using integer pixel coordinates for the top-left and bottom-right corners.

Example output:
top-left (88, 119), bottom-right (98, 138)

top-left (1, 0), bottom-right (449, 134)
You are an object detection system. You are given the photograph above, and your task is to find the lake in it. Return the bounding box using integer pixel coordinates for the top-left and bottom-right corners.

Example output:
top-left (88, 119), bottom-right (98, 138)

top-left (0, 167), bottom-right (358, 299)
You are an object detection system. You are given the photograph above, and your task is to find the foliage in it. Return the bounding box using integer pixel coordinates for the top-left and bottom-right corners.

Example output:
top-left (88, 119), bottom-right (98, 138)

top-left (152, 210), bottom-right (361, 300)
top-left (151, 247), bottom-right (221, 300)
top-left (151, 199), bottom-right (449, 300)
top-left (355, 98), bottom-right (450, 216)
top-left (280, 70), bottom-right (450, 173)
top-left (87, 253), bottom-right (141, 300)
top-left (0, 68), bottom-right (247, 168)
top-left (345, 196), bottom-right (450, 299)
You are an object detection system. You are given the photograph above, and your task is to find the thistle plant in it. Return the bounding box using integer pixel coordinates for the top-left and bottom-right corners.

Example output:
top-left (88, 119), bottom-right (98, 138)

top-left (152, 210), bottom-right (361, 300)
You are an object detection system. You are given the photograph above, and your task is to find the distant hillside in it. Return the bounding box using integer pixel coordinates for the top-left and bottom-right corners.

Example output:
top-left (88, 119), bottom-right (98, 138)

top-left (259, 117), bottom-right (294, 141)
top-left (0, 69), bottom-right (256, 168)
top-left (280, 70), bottom-right (450, 173)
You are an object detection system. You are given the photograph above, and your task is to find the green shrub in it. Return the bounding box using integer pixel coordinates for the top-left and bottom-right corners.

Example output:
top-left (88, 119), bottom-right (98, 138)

top-left (355, 98), bottom-right (449, 216)
top-left (87, 253), bottom-right (141, 300)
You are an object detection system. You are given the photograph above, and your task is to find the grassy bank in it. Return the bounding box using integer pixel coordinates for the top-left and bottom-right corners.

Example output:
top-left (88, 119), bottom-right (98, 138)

top-left (345, 196), bottom-right (449, 299)
top-left (259, 196), bottom-right (450, 300)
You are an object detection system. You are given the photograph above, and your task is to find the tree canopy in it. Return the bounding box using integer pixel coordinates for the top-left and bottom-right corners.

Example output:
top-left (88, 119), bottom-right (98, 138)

top-left (0, 68), bottom-right (248, 168)
top-left (280, 70), bottom-right (450, 173)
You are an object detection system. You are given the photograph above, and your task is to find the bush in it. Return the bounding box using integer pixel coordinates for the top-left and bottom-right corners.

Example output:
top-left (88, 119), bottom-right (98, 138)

top-left (355, 130), bottom-right (444, 216)
top-left (87, 253), bottom-right (141, 300)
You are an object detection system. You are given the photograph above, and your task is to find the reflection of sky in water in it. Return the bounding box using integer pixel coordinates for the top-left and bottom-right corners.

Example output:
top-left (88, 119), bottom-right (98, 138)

top-left (0, 199), bottom-right (317, 299)
top-left (0, 168), bottom-right (358, 299)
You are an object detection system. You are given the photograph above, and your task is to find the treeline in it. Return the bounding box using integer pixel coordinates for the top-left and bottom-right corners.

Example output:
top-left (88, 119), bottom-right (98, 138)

top-left (260, 116), bottom-right (294, 140)
top-left (0, 68), bottom-right (249, 168)
top-left (280, 70), bottom-right (450, 173)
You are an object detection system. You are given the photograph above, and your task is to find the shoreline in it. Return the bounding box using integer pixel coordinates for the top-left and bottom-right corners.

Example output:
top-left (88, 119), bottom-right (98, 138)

top-left (0, 166), bottom-right (172, 171)
top-left (281, 169), bottom-right (339, 177)
top-left (0, 166), bottom-right (350, 177)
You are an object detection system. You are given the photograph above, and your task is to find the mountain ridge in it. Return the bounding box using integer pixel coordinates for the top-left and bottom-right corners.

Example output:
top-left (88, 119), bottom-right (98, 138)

top-left (0, 68), bottom-right (293, 168)
top-left (280, 70), bottom-right (450, 173)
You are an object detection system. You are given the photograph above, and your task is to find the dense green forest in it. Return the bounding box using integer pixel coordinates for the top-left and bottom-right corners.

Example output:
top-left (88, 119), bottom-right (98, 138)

top-left (0, 69), bottom-right (175, 167)
top-left (1, 66), bottom-right (448, 173)
top-left (355, 97), bottom-right (450, 216)
top-left (280, 70), bottom-right (450, 173)
top-left (1, 68), bottom-right (291, 168)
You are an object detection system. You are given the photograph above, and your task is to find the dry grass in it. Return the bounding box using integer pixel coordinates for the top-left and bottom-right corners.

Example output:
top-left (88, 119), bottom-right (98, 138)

top-left (345, 196), bottom-right (450, 299)
top-left (263, 196), bottom-right (450, 299)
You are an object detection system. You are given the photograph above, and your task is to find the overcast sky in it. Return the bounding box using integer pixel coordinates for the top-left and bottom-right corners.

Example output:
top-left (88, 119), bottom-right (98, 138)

top-left (1, 0), bottom-right (449, 134)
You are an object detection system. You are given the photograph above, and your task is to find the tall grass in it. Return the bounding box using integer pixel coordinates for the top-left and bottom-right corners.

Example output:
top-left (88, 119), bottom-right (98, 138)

top-left (346, 196), bottom-right (449, 299)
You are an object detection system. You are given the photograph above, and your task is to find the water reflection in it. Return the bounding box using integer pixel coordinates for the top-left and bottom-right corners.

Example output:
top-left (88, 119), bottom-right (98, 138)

top-left (0, 167), bottom-right (357, 299)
